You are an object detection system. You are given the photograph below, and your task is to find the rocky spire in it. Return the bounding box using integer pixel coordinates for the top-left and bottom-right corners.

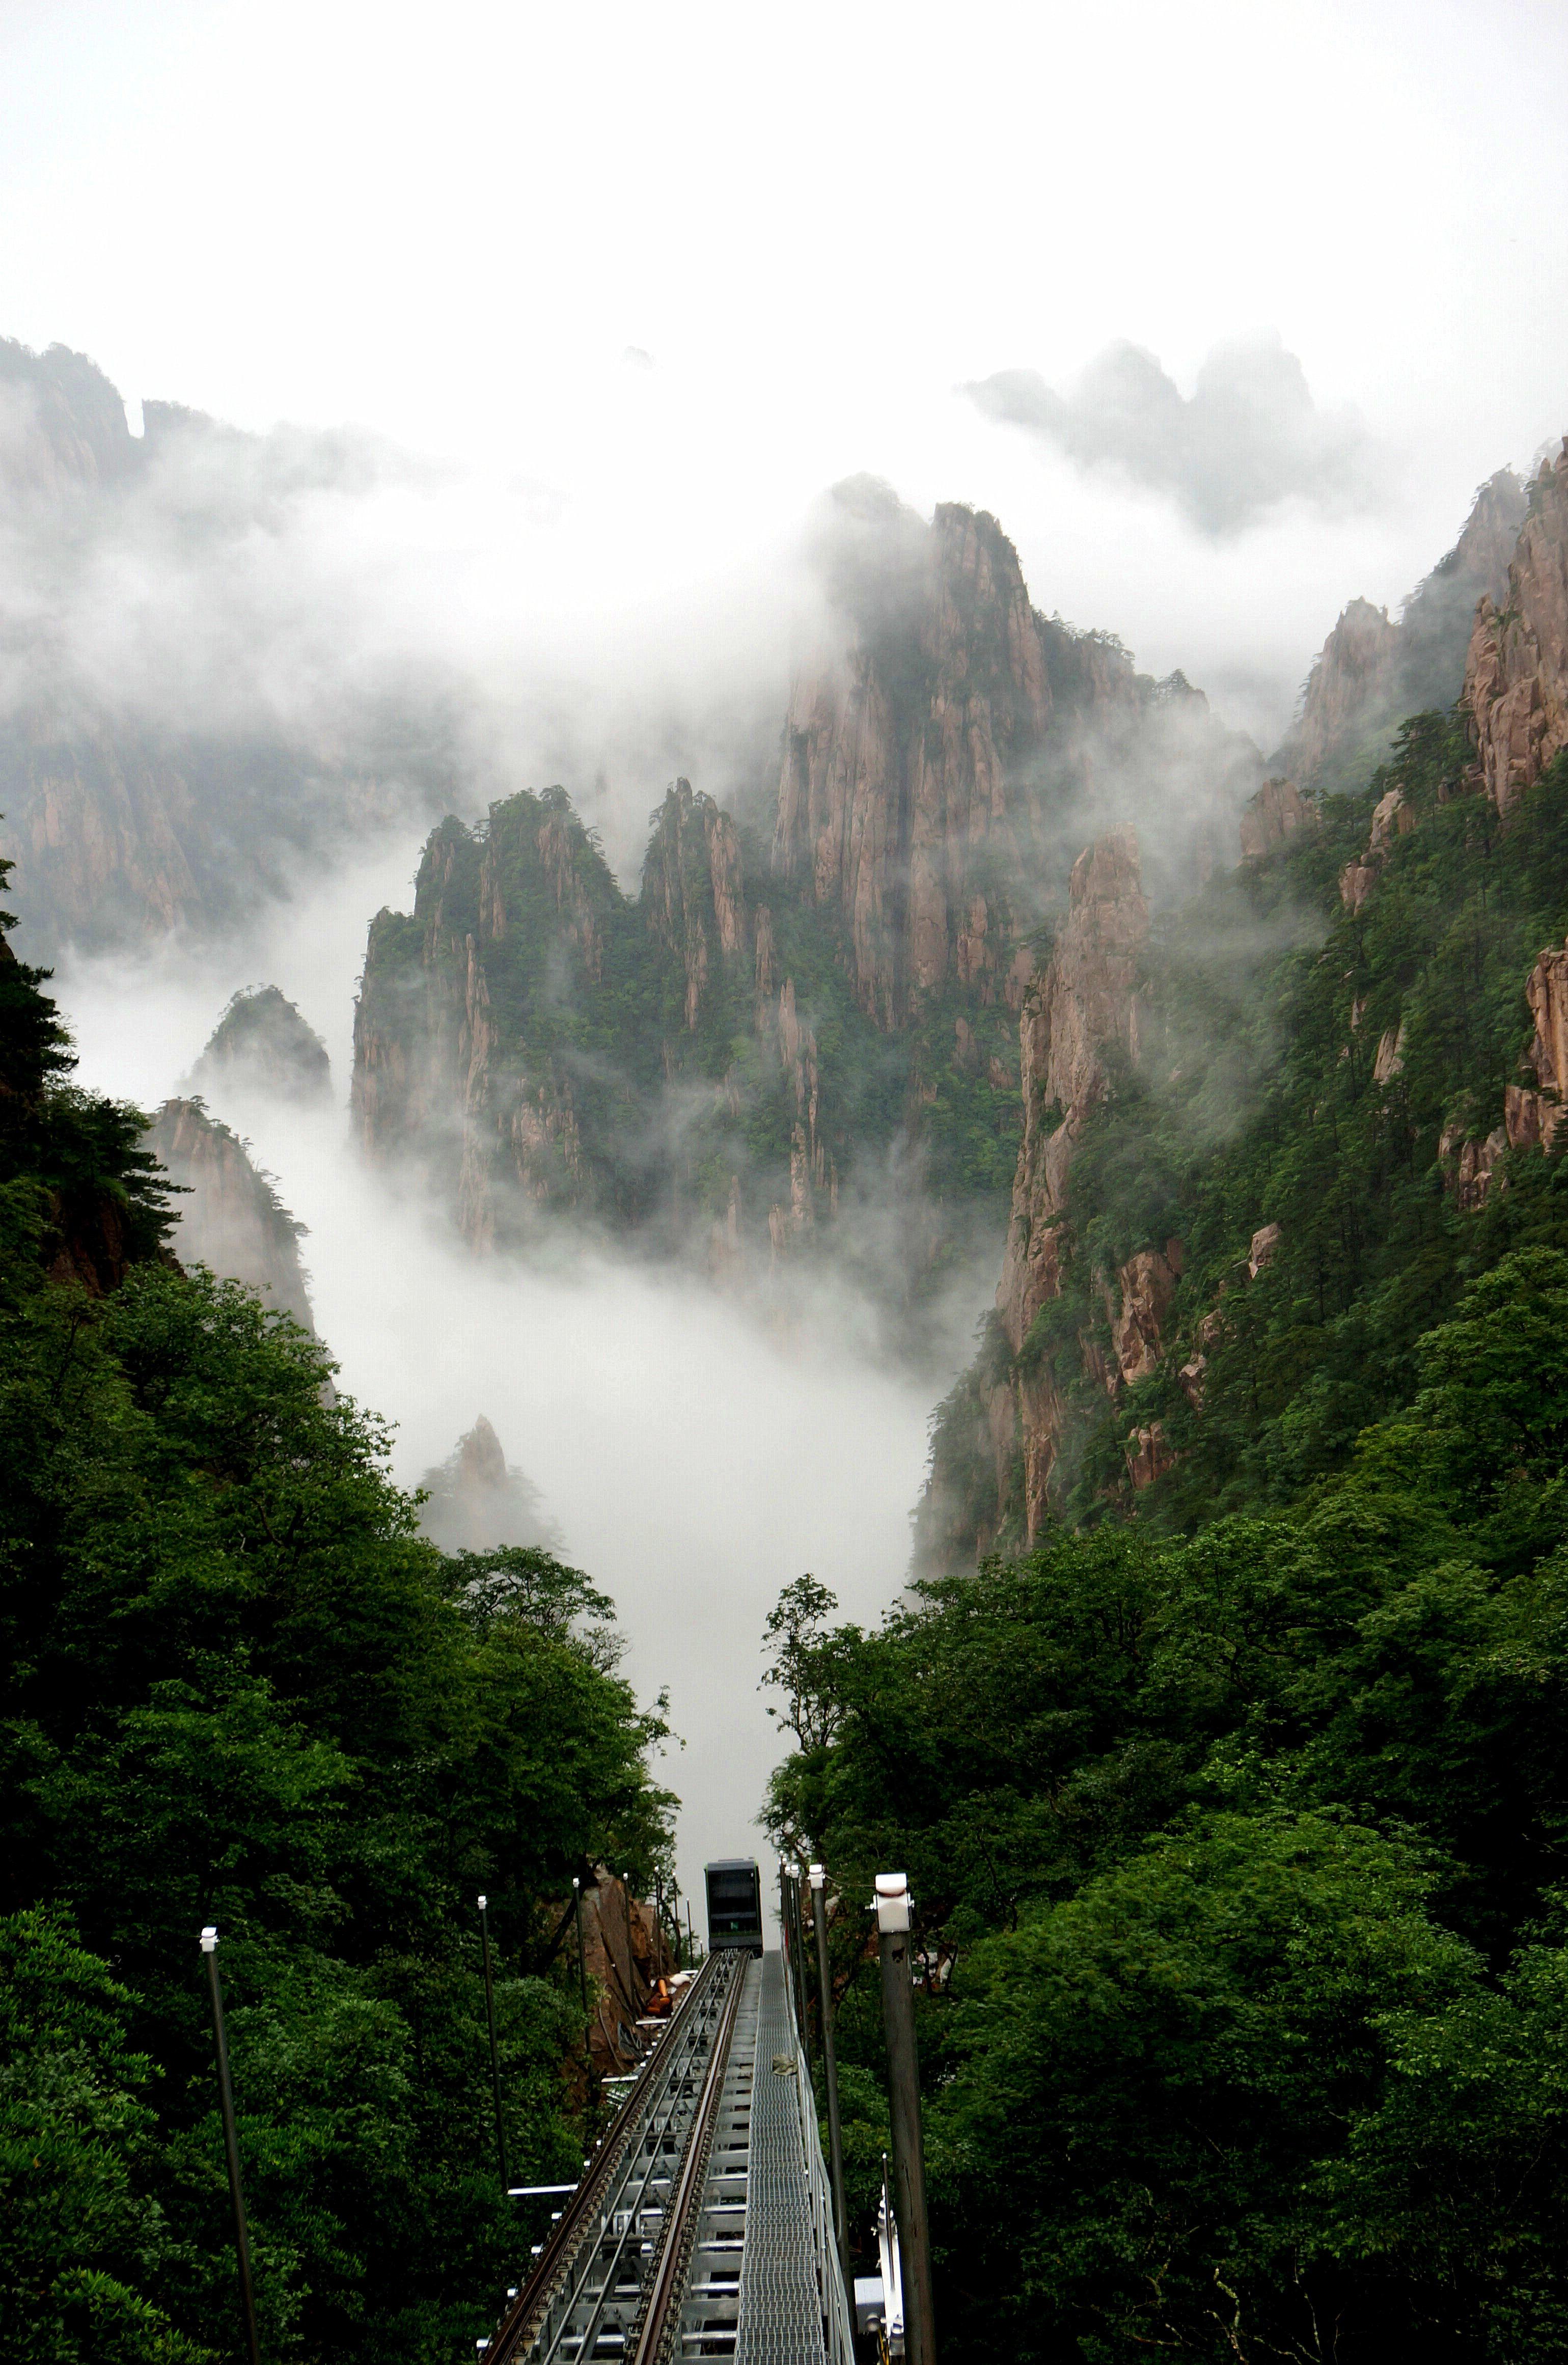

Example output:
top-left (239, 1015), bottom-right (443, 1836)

top-left (642, 778), bottom-right (748, 1029)
top-left (419, 1413), bottom-right (560, 1552)
top-left (994, 825), bottom-right (1150, 1538)
top-left (773, 500), bottom-right (1137, 1028)
top-left (1464, 440), bottom-right (1568, 818)
top-left (1277, 466), bottom-right (1527, 789)
top-left (1277, 597), bottom-right (1402, 786)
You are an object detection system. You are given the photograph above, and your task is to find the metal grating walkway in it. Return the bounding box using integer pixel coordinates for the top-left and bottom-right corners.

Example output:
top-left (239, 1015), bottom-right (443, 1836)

top-left (733, 1953), bottom-right (827, 2365)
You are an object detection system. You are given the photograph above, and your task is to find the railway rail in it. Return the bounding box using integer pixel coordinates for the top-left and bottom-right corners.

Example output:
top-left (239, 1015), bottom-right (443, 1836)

top-left (477, 1948), bottom-right (853, 2365)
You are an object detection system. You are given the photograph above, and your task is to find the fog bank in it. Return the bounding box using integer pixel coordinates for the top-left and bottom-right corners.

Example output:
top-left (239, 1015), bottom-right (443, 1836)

top-left (55, 876), bottom-right (952, 1912)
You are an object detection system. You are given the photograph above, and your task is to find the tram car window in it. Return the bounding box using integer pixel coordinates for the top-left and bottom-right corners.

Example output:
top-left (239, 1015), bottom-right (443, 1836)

top-left (704, 1858), bottom-right (763, 1956)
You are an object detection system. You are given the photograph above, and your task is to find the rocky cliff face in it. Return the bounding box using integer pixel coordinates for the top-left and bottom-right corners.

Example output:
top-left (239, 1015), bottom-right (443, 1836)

top-left (1, 719), bottom-right (206, 945)
top-left (573, 1870), bottom-right (677, 2076)
top-left (353, 496), bottom-right (1256, 1309)
top-left (1400, 467), bottom-right (1528, 711)
top-left (1278, 470), bottom-right (1526, 791)
top-left (0, 335), bottom-right (137, 494)
top-left (995, 829), bottom-right (1149, 1364)
top-left (770, 501), bottom-right (1236, 1027)
top-left (1471, 936), bottom-right (1568, 1169)
top-left (352, 789), bottom-right (635, 1243)
top-left (975, 828), bottom-right (1153, 1543)
top-left (1239, 776), bottom-right (1319, 865)
top-left (1464, 443), bottom-right (1568, 818)
top-left (774, 504), bottom-right (1071, 1025)
top-left (147, 1097), bottom-right (316, 1331)
top-left (642, 779), bottom-right (748, 1028)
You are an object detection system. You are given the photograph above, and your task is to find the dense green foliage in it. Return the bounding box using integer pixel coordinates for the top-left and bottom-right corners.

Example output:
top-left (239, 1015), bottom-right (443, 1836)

top-left (0, 887), bottom-right (675, 2361)
top-left (769, 1243), bottom-right (1568, 2356)
top-left (772, 719), bottom-right (1568, 2358)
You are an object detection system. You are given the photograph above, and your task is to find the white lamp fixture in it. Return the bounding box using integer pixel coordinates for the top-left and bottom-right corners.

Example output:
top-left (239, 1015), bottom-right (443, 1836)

top-left (874, 1873), bottom-right (910, 1933)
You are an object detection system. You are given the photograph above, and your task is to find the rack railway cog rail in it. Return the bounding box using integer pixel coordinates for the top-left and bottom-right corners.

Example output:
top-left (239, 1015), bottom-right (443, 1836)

top-left (478, 1946), bottom-right (854, 2365)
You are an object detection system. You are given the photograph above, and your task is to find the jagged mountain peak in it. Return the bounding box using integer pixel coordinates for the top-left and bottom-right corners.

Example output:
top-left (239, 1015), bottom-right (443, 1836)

top-left (192, 984), bottom-right (332, 1106)
top-left (419, 1412), bottom-right (561, 1553)
top-left (1277, 463), bottom-right (1529, 790)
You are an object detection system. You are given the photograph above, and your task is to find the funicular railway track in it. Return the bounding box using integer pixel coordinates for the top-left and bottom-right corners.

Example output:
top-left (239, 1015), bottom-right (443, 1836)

top-left (481, 1948), bottom-right (761, 2365)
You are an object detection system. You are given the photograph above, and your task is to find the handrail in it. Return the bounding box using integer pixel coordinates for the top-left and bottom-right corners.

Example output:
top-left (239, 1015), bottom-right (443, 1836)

top-left (778, 1931), bottom-right (857, 2365)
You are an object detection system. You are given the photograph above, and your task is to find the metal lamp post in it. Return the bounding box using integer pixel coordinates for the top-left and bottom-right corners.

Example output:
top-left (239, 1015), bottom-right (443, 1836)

top-left (875, 1873), bottom-right (935, 2365)
top-left (808, 1864), bottom-right (852, 2311)
top-left (478, 1893), bottom-right (507, 2191)
top-left (199, 1926), bottom-right (262, 2365)
top-left (781, 1860), bottom-right (811, 2049)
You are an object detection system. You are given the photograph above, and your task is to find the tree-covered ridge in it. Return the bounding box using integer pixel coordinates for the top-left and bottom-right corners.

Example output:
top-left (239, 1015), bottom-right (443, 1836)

top-left (765, 1242), bottom-right (1568, 2360)
top-left (924, 713), bottom-right (1568, 1552)
top-left (0, 863), bottom-right (677, 2361)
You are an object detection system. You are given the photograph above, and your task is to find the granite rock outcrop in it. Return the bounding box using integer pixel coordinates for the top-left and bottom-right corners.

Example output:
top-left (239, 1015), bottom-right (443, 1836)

top-left (1284, 598), bottom-right (1403, 787)
top-left (1239, 777), bottom-right (1318, 865)
top-left (643, 779), bottom-right (748, 1029)
top-left (1278, 470), bottom-right (1526, 790)
top-left (0, 335), bottom-right (446, 955)
top-left (147, 1096), bottom-right (316, 1331)
top-left (568, 1869), bottom-right (678, 2077)
top-left (352, 791), bottom-right (618, 1243)
top-left (992, 826), bottom-right (1151, 1539)
top-left (1464, 443), bottom-right (1568, 819)
top-left (773, 497), bottom-right (1246, 1026)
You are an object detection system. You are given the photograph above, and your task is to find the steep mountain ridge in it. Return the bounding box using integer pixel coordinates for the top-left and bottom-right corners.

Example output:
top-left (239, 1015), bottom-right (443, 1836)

top-left (1276, 465), bottom-right (1526, 791)
top-left (352, 500), bottom-right (1256, 1308)
top-left (920, 444), bottom-right (1568, 1564)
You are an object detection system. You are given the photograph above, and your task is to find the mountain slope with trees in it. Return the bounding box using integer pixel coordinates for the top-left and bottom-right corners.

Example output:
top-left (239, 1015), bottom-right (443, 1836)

top-left (0, 852), bottom-right (676, 2362)
top-left (765, 445), bottom-right (1568, 2365)
top-left (920, 445), bottom-right (1568, 1564)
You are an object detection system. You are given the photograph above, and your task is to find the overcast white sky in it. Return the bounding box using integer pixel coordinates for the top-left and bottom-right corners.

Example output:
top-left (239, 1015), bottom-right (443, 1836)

top-left (3, 0), bottom-right (1566, 745)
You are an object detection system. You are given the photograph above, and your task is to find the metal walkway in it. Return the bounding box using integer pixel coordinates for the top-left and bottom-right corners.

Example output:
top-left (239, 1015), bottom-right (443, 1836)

top-left (477, 1951), bottom-right (852, 2365)
top-left (733, 1954), bottom-right (831, 2365)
